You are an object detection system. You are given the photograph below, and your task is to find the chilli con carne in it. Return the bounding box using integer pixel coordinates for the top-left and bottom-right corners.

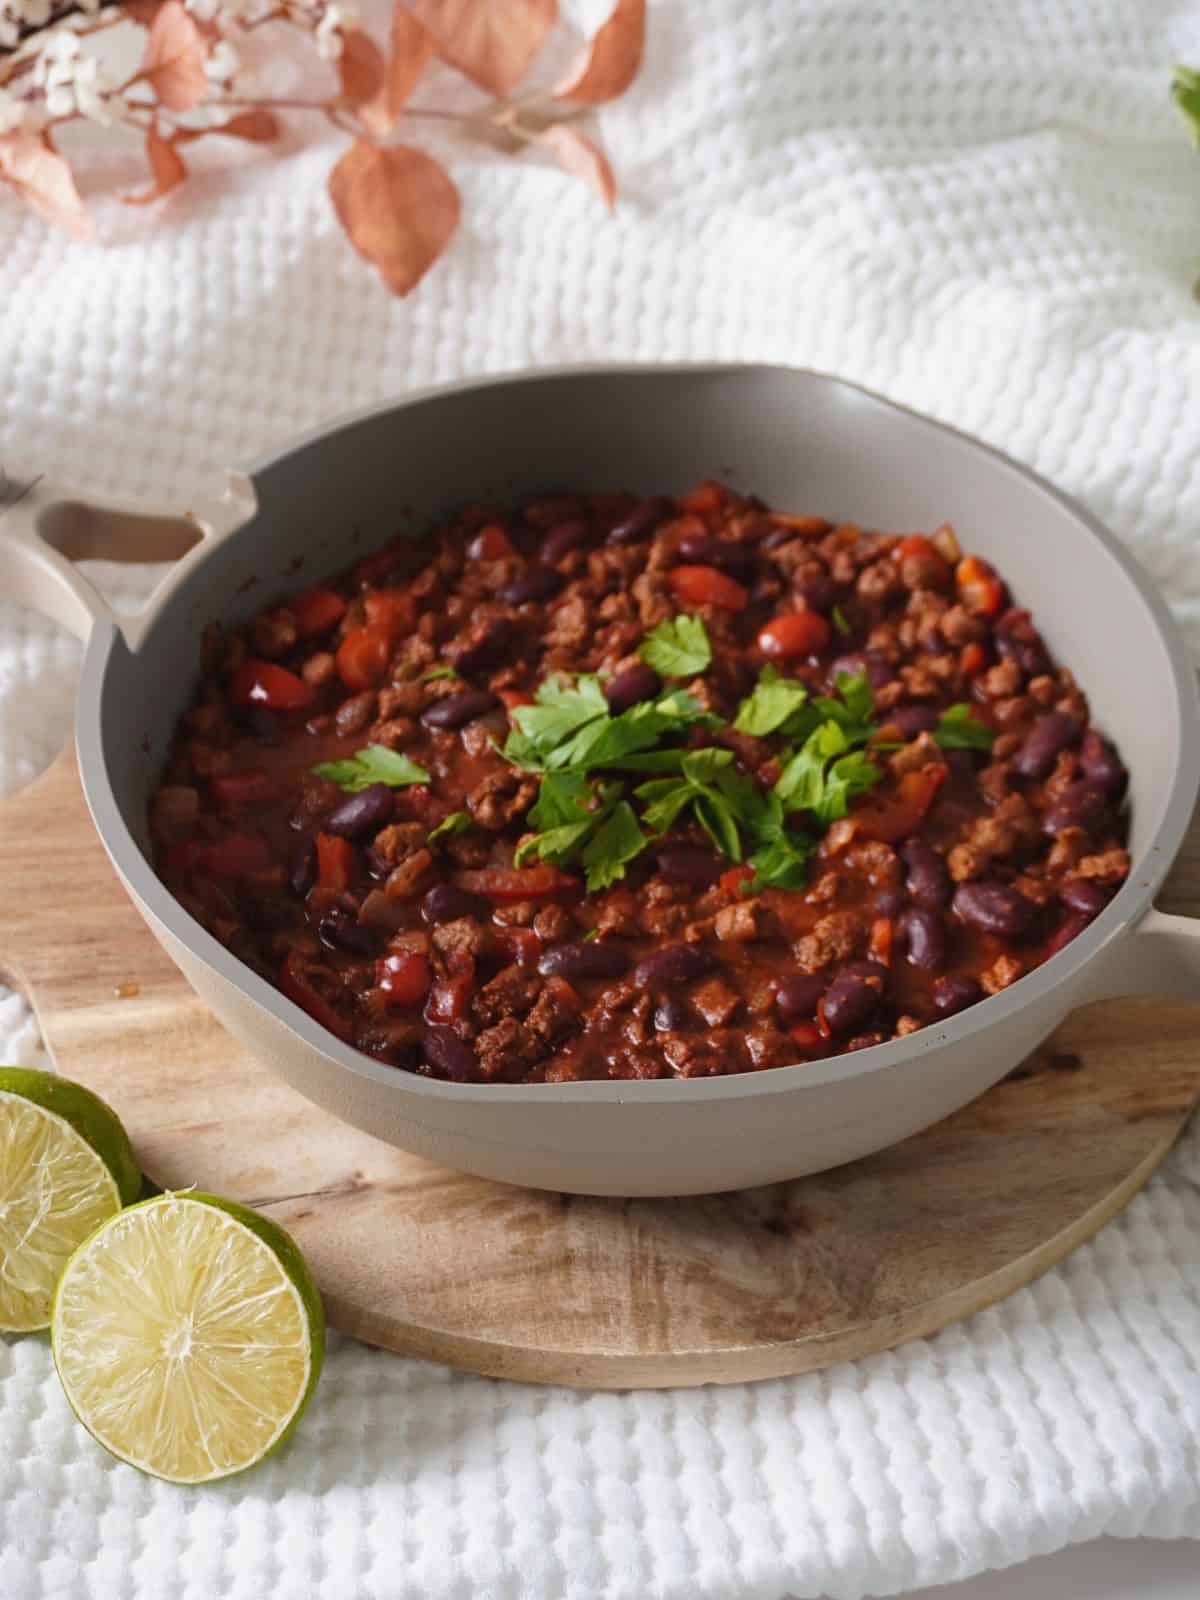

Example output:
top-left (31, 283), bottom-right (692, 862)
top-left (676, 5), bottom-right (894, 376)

top-left (149, 484), bottom-right (1131, 1083)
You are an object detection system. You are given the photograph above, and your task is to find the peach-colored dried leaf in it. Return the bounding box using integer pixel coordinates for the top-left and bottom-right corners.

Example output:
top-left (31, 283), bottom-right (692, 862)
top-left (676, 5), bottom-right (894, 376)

top-left (124, 127), bottom-right (188, 205)
top-left (538, 123), bottom-right (615, 209)
top-left (0, 130), bottom-right (91, 237)
top-left (554, 0), bottom-right (644, 104)
top-left (142, 0), bottom-right (209, 112)
top-left (173, 109), bottom-right (282, 143)
top-left (361, 4), bottom-right (433, 134)
top-left (407, 0), bottom-right (555, 95)
top-left (338, 28), bottom-right (386, 107)
top-left (328, 139), bottom-right (461, 296)
top-left (125, 0), bottom-right (164, 25)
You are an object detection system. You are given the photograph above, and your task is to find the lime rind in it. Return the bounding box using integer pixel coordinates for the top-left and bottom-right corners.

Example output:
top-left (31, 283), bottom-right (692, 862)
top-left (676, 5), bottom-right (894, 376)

top-left (0, 1068), bottom-right (141, 1206)
top-left (51, 1191), bottom-right (325, 1484)
top-left (0, 1079), bottom-right (128, 1333)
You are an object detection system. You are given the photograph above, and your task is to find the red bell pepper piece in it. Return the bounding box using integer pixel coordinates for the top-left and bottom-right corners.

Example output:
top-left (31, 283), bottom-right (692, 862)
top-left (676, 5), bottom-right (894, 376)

top-left (231, 660), bottom-right (313, 711)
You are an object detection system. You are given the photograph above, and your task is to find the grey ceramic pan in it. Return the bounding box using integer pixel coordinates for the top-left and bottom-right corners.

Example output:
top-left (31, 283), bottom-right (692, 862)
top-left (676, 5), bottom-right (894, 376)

top-left (3, 364), bottom-right (1199, 1195)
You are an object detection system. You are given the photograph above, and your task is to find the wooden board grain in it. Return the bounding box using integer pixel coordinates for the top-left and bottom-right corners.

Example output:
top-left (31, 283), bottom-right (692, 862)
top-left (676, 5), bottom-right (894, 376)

top-left (1, 748), bottom-right (1198, 1388)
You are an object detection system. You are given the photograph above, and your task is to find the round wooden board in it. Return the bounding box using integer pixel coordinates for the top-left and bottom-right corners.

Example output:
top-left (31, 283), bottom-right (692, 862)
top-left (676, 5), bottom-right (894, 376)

top-left (2, 750), bottom-right (1199, 1388)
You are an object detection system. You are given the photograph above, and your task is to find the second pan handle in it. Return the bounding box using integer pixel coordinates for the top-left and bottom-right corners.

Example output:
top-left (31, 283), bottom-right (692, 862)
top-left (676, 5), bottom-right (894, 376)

top-left (0, 471), bottom-right (256, 646)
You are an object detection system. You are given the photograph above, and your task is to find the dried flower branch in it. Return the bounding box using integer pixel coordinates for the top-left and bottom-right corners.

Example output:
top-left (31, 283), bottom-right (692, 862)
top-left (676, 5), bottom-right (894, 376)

top-left (0, 0), bottom-right (645, 291)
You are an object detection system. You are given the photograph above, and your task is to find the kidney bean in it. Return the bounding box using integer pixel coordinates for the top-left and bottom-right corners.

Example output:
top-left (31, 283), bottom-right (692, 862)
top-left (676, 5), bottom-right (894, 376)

top-left (422, 1026), bottom-right (477, 1081)
top-left (654, 995), bottom-right (694, 1031)
top-left (364, 846), bottom-right (391, 881)
top-left (891, 703), bottom-right (939, 738)
top-left (932, 974), bottom-right (982, 1017)
top-left (501, 568), bottom-right (564, 605)
top-left (318, 908), bottom-right (378, 956)
top-left (422, 883), bottom-right (487, 923)
top-left (995, 626), bottom-right (1050, 679)
top-left (325, 782), bottom-right (395, 838)
top-left (873, 887), bottom-right (907, 917)
top-left (634, 944), bottom-right (718, 986)
top-left (1078, 729), bottom-right (1128, 798)
top-left (288, 834), bottom-right (316, 897)
top-left (243, 705), bottom-right (282, 745)
top-left (952, 880), bottom-right (1035, 938)
top-left (774, 972), bottom-right (827, 1022)
top-left (655, 842), bottom-right (722, 888)
top-left (539, 941), bottom-right (631, 980)
top-left (1060, 878), bottom-right (1114, 919)
top-left (795, 575), bottom-right (842, 614)
top-left (539, 519), bottom-right (593, 564)
top-left (451, 619), bottom-right (515, 678)
top-left (900, 906), bottom-right (946, 969)
top-left (863, 650), bottom-right (896, 690)
top-left (839, 959), bottom-right (890, 984)
top-left (605, 663), bottom-right (662, 715)
top-left (607, 495), bottom-right (673, 546)
top-left (822, 971), bottom-right (882, 1036)
top-left (1013, 713), bottom-right (1080, 781)
top-left (421, 690), bottom-right (502, 730)
top-left (900, 838), bottom-right (952, 909)
top-left (1043, 780), bottom-right (1109, 836)
top-left (676, 533), bottom-right (753, 579)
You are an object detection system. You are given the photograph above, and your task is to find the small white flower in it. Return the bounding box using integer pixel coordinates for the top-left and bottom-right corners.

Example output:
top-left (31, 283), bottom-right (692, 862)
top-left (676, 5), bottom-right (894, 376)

top-left (185, 0), bottom-right (220, 22)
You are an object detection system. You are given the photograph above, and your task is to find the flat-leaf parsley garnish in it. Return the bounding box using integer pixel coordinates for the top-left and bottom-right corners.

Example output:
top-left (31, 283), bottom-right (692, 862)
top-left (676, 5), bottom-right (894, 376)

top-left (638, 615), bottom-right (712, 678)
top-left (932, 703), bottom-right (995, 751)
top-left (312, 745), bottom-right (430, 792)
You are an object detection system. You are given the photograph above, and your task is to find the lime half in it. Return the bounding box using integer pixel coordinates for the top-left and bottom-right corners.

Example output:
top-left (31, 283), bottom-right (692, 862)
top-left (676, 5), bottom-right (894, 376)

top-left (52, 1192), bottom-right (325, 1483)
top-left (0, 1067), bottom-right (141, 1333)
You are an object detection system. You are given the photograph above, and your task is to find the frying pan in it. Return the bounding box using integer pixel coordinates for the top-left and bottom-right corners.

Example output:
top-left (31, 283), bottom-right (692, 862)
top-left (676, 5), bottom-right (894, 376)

top-left (3, 365), bottom-right (1198, 1196)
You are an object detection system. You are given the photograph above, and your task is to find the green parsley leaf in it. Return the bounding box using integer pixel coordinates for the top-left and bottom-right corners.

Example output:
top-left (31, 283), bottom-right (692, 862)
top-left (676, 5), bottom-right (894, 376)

top-left (526, 771), bottom-right (594, 832)
top-left (311, 744), bottom-right (430, 793)
top-left (831, 604), bottom-right (852, 637)
top-left (635, 775), bottom-right (698, 835)
top-left (933, 703), bottom-right (995, 752)
top-left (638, 615), bottom-right (712, 677)
top-left (427, 811), bottom-right (472, 845)
top-left (818, 749), bottom-right (883, 823)
top-left (422, 665), bottom-right (461, 683)
top-left (749, 830), bottom-right (813, 891)
top-left (514, 820), bottom-right (595, 868)
top-left (582, 927), bottom-right (600, 942)
top-left (1173, 64), bottom-right (1200, 146)
top-left (773, 719), bottom-right (882, 823)
top-left (582, 802), bottom-right (649, 891)
top-left (551, 691), bottom-right (715, 772)
top-left (505, 674), bottom-right (609, 771)
top-left (733, 665), bottom-right (810, 736)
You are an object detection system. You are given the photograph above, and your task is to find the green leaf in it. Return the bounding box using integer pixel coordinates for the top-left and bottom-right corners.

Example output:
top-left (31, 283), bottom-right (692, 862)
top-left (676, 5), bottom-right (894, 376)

top-left (1173, 64), bottom-right (1200, 147)
top-left (733, 665), bottom-right (809, 736)
top-left (831, 604), bottom-right (852, 637)
top-left (774, 720), bottom-right (849, 812)
top-left (635, 776), bottom-right (697, 835)
top-left (693, 792), bottom-right (742, 861)
top-left (679, 747), bottom-right (735, 784)
top-left (553, 691), bottom-right (715, 772)
top-left (505, 673), bottom-right (609, 769)
top-left (422, 665), bottom-right (460, 683)
top-left (832, 669), bottom-right (875, 728)
top-left (934, 703), bottom-right (995, 752)
top-left (527, 771), bottom-right (593, 832)
top-left (816, 749), bottom-right (882, 823)
top-left (749, 830), bottom-right (813, 891)
top-left (311, 744), bottom-right (430, 793)
top-left (582, 802), bottom-right (649, 891)
top-left (638, 615), bottom-right (712, 677)
top-left (514, 820), bottom-right (595, 868)
top-left (427, 810), bottom-right (472, 845)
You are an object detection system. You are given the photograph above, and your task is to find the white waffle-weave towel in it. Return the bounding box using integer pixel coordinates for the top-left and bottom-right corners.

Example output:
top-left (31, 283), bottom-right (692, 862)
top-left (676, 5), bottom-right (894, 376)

top-left (2, 3), bottom-right (1200, 1597)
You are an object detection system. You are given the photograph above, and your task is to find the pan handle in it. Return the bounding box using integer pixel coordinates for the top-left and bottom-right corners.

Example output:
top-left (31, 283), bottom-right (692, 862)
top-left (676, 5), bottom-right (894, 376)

top-left (0, 470), bottom-right (257, 645)
top-left (1102, 908), bottom-right (1200, 999)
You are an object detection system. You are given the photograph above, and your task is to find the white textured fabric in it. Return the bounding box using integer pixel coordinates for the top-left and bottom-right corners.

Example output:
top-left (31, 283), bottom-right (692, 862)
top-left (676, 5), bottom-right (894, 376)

top-left (3, 3), bottom-right (1200, 1596)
